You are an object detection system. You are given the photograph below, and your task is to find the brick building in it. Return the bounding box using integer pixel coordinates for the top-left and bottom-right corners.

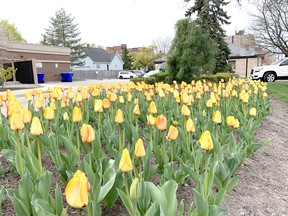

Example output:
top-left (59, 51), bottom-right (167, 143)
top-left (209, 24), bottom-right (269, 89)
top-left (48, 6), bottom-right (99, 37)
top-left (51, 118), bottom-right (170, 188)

top-left (0, 40), bottom-right (70, 83)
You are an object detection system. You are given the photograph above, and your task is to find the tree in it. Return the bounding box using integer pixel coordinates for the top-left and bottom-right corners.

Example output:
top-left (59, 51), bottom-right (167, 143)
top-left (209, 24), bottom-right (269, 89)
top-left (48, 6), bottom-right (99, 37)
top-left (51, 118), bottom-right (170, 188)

top-left (0, 19), bottom-right (26, 42)
top-left (122, 47), bottom-right (133, 70)
top-left (41, 8), bottom-right (86, 66)
top-left (167, 19), bottom-right (216, 82)
top-left (250, 0), bottom-right (288, 56)
top-left (0, 67), bottom-right (17, 87)
top-left (152, 36), bottom-right (172, 54)
top-left (186, 0), bottom-right (231, 73)
top-left (132, 46), bottom-right (160, 71)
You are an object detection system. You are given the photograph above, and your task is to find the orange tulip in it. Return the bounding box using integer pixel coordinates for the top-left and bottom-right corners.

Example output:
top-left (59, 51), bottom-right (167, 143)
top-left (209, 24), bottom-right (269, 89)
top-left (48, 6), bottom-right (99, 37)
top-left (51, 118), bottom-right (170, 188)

top-left (166, 125), bottom-right (179, 140)
top-left (80, 124), bottom-right (95, 143)
top-left (156, 114), bottom-right (167, 130)
top-left (65, 170), bottom-right (90, 208)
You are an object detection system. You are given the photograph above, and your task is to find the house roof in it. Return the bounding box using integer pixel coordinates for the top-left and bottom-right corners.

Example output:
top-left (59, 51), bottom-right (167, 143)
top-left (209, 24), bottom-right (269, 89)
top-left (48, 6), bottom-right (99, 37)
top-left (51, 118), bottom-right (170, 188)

top-left (83, 47), bottom-right (114, 63)
top-left (228, 43), bottom-right (263, 59)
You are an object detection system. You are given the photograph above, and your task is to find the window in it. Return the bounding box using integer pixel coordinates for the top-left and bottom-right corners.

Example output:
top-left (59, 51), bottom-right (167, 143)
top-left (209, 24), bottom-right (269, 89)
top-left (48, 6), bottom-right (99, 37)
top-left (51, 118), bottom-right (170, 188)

top-left (36, 62), bottom-right (43, 68)
top-left (228, 60), bottom-right (236, 70)
top-left (96, 64), bottom-right (100, 69)
top-left (280, 59), bottom-right (288, 66)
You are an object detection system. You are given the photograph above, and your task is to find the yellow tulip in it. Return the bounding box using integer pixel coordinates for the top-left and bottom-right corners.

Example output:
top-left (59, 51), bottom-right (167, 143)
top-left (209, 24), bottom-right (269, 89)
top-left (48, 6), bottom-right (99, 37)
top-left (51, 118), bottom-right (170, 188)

top-left (65, 170), bottom-right (90, 208)
top-left (147, 115), bottom-right (156, 126)
top-left (119, 148), bottom-right (133, 172)
top-left (80, 124), bottom-right (95, 143)
top-left (156, 114), bottom-right (167, 131)
top-left (134, 98), bottom-right (139, 105)
top-left (24, 91), bottom-right (32, 101)
top-left (35, 98), bottom-right (44, 109)
top-left (94, 99), bottom-right (103, 113)
top-left (44, 107), bottom-right (55, 120)
top-left (186, 118), bottom-right (196, 133)
top-left (199, 130), bottom-right (213, 150)
top-left (30, 117), bottom-right (43, 136)
top-left (133, 104), bottom-right (141, 115)
top-left (109, 92), bottom-right (117, 102)
top-left (63, 112), bottom-right (69, 121)
top-left (206, 99), bottom-right (213, 108)
top-left (10, 113), bottom-right (24, 131)
top-left (181, 104), bottom-right (191, 116)
top-left (166, 125), bottom-right (179, 140)
top-left (81, 89), bottom-right (89, 100)
top-left (21, 108), bottom-right (32, 124)
top-left (148, 101), bottom-right (157, 114)
top-left (118, 96), bottom-right (125, 104)
top-left (226, 116), bottom-right (236, 127)
top-left (249, 107), bottom-right (257, 117)
top-left (212, 110), bottom-right (222, 124)
top-left (67, 90), bottom-right (74, 100)
top-left (75, 92), bottom-right (82, 102)
top-left (115, 109), bottom-right (124, 124)
top-left (72, 107), bottom-right (82, 123)
top-left (181, 92), bottom-right (190, 104)
top-left (134, 138), bottom-right (146, 157)
top-left (172, 120), bottom-right (178, 126)
top-left (233, 119), bottom-right (240, 128)
top-left (61, 100), bottom-right (67, 108)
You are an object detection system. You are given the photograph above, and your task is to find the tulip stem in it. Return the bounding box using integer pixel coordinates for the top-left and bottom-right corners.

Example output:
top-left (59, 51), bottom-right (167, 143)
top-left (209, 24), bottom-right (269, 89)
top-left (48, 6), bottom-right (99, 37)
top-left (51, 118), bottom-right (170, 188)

top-left (88, 142), bottom-right (92, 167)
top-left (76, 123), bottom-right (81, 162)
top-left (16, 131), bottom-right (24, 176)
top-left (124, 172), bottom-right (130, 197)
top-left (138, 158), bottom-right (142, 178)
top-left (170, 140), bottom-right (174, 162)
top-left (135, 117), bottom-right (138, 134)
top-left (190, 133), bottom-right (197, 172)
top-left (76, 208), bottom-right (81, 216)
top-left (25, 127), bottom-right (32, 152)
top-left (149, 126), bottom-right (153, 151)
top-left (132, 200), bottom-right (137, 216)
top-left (204, 150), bottom-right (208, 197)
top-left (118, 124), bottom-right (123, 152)
top-left (37, 137), bottom-right (43, 174)
top-left (98, 112), bottom-right (101, 132)
top-left (49, 120), bottom-right (52, 133)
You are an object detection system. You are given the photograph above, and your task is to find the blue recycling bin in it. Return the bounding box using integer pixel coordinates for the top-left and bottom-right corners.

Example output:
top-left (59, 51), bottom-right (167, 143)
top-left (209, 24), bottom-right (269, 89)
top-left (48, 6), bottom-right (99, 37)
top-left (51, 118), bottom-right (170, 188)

top-left (60, 72), bottom-right (73, 82)
top-left (37, 72), bottom-right (45, 83)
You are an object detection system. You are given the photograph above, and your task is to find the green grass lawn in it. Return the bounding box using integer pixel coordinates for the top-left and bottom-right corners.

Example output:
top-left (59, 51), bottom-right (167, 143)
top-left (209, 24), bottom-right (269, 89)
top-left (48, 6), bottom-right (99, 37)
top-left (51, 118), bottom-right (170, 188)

top-left (267, 81), bottom-right (288, 103)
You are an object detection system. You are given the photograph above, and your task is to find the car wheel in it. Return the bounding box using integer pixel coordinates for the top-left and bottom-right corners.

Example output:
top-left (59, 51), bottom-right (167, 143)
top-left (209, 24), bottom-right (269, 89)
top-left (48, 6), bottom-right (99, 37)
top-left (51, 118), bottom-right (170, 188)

top-left (130, 76), bottom-right (133, 79)
top-left (119, 76), bottom-right (123, 79)
top-left (263, 72), bottom-right (276, 82)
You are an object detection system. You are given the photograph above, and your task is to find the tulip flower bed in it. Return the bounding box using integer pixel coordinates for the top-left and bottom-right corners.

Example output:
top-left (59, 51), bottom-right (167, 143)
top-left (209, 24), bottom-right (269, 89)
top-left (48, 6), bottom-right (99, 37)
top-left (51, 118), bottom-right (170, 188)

top-left (0, 79), bottom-right (270, 215)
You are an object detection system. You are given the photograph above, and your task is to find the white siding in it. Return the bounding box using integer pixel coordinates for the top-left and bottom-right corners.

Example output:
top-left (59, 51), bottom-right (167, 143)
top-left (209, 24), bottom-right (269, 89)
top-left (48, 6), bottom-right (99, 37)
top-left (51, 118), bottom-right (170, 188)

top-left (74, 57), bottom-right (110, 71)
top-left (109, 54), bottom-right (123, 70)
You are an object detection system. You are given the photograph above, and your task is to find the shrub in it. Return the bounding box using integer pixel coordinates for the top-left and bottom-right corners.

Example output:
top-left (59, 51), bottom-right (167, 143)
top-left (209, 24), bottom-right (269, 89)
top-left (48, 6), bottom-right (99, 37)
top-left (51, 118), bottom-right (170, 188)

top-left (0, 67), bottom-right (17, 87)
top-left (130, 77), bottom-right (157, 85)
top-left (151, 72), bottom-right (169, 83)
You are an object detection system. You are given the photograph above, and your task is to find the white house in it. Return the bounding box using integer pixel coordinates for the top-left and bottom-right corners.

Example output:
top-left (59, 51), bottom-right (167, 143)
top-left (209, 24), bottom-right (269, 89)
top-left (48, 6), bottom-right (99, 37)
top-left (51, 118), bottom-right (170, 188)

top-left (74, 47), bottom-right (123, 71)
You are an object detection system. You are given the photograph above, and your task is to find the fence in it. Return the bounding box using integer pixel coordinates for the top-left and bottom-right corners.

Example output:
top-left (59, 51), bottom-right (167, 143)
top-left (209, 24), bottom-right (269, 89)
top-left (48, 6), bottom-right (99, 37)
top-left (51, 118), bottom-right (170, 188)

top-left (72, 70), bottom-right (120, 80)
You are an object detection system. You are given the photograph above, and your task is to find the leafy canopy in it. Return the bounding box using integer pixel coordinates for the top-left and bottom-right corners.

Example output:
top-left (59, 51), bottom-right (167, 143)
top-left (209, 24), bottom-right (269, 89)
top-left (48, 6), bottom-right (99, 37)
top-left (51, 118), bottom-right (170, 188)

top-left (0, 19), bottom-right (26, 42)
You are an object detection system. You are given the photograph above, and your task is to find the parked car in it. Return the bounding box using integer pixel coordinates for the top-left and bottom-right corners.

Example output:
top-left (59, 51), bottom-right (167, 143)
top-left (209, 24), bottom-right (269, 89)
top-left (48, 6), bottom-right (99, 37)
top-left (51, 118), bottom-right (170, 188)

top-left (143, 70), bottom-right (160, 78)
top-left (131, 70), bottom-right (145, 77)
top-left (118, 71), bottom-right (137, 79)
top-left (251, 58), bottom-right (288, 82)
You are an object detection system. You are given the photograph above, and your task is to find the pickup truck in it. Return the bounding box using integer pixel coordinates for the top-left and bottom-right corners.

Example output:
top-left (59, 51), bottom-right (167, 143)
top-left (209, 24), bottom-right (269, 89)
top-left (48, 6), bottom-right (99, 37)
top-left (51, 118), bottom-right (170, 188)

top-left (250, 58), bottom-right (288, 82)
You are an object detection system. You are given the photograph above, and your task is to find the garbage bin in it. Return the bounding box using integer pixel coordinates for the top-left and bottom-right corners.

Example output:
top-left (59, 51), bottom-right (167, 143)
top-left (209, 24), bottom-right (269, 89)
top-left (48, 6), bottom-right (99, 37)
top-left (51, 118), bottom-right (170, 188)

top-left (37, 72), bottom-right (45, 83)
top-left (60, 72), bottom-right (73, 82)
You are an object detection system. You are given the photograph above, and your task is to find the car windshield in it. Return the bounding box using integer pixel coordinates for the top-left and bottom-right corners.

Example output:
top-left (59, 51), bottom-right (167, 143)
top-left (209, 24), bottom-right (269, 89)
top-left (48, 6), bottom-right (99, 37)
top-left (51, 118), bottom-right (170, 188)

top-left (271, 59), bottom-right (285, 65)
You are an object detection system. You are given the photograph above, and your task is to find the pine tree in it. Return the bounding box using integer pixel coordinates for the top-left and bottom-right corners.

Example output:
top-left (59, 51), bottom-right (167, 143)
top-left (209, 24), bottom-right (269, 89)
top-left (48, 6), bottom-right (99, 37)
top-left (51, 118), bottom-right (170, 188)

top-left (41, 8), bottom-right (86, 66)
top-left (122, 47), bottom-right (133, 70)
top-left (186, 0), bottom-right (231, 73)
top-left (167, 19), bottom-right (216, 82)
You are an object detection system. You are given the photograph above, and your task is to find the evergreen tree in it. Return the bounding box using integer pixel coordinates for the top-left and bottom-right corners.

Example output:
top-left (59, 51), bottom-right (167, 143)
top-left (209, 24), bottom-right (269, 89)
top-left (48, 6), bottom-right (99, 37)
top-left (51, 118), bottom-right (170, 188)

top-left (41, 8), bottom-right (86, 66)
top-left (0, 19), bottom-right (26, 42)
top-left (122, 47), bottom-right (133, 70)
top-left (167, 19), bottom-right (216, 82)
top-left (186, 0), bottom-right (231, 73)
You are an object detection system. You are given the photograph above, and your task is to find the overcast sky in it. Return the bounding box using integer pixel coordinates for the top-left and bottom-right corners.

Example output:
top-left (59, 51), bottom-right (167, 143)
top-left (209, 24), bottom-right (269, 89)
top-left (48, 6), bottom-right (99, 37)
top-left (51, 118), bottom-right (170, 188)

top-left (0, 0), bottom-right (254, 48)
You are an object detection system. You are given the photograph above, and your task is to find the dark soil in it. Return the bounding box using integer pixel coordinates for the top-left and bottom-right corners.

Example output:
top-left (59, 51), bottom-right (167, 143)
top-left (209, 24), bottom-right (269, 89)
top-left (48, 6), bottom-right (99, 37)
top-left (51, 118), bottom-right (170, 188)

top-left (1, 97), bottom-right (288, 215)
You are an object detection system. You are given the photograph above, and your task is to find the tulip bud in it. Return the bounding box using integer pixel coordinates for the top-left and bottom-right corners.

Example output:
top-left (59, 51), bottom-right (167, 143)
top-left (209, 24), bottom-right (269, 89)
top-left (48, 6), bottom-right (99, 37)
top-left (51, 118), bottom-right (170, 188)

top-left (226, 116), bottom-right (236, 127)
top-left (199, 130), bottom-right (213, 150)
top-left (212, 110), bottom-right (222, 124)
top-left (186, 118), bottom-right (195, 133)
top-left (30, 117), bottom-right (43, 136)
top-left (94, 99), bottom-right (103, 113)
top-left (21, 108), bottom-right (32, 124)
top-left (148, 101), bottom-right (157, 114)
top-left (44, 107), bottom-right (55, 120)
top-left (181, 104), bottom-right (191, 116)
top-left (166, 125), bottom-right (179, 140)
top-left (156, 114), bottom-right (167, 131)
top-left (130, 178), bottom-right (140, 200)
top-left (147, 115), bottom-right (156, 126)
top-left (80, 124), bottom-right (95, 143)
top-left (10, 113), bottom-right (24, 131)
top-left (115, 109), bottom-right (124, 123)
top-left (118, 96), bottom-right (125, 104)
top-left (134, 138), bottom-right (146, 157)
top-left (133, 104), bottom-right (141, 115)
top-left (249, 107), bottom-right (257, 117)
top-left (119, 148), bottom-right (133, 172)
top-left (65, 170), bottom-right (90, 208)
top-left (72, 107), bottom-right (82, 123)
top-left (206, 99), bottom-right (213, 108)
top-left (63, 112), bottom-right (69, 121)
